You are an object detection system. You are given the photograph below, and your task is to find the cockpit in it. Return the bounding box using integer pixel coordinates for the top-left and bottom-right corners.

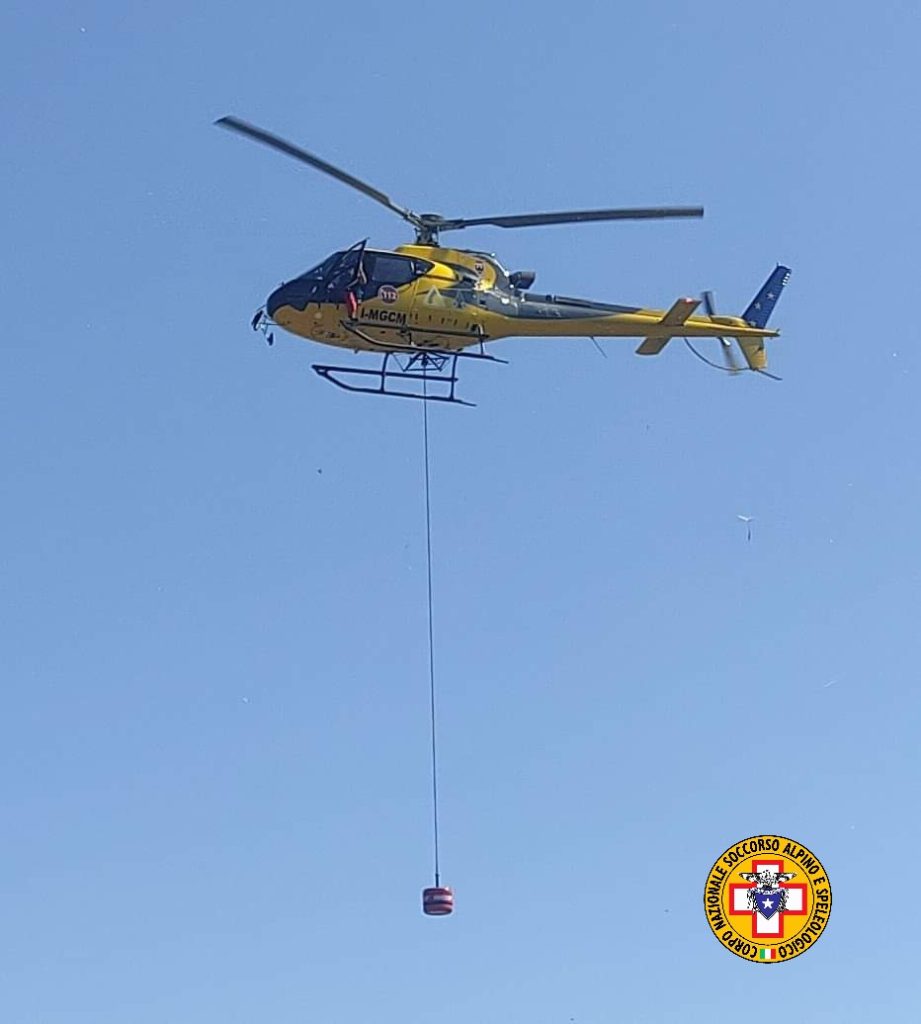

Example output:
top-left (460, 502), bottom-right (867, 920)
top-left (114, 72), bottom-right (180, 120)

top-left (267, 244), bottom-right (434, 317)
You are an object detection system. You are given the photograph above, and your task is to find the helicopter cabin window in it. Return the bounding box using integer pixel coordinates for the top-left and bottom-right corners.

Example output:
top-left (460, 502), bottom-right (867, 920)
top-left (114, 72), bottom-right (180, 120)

top-left (290, 250), bottom-right (431, 303)
top-left (363, 253), bottom-right (418, 290)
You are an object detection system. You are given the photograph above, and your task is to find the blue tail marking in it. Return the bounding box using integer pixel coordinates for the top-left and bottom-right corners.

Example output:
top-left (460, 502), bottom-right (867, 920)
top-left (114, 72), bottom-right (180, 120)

top-left (742, 265), bottom-right (791, 328)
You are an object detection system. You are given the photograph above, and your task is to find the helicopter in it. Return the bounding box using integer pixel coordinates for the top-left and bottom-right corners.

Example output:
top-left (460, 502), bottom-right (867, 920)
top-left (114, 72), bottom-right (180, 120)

top-left (217, 116), bottom-right (790, 405)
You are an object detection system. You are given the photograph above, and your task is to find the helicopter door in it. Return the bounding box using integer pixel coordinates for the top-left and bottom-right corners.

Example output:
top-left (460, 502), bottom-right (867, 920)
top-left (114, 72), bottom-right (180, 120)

top-left (318, 242), bottom-right (366, 313)
top-left (356, 252), bottom-right (432, 336)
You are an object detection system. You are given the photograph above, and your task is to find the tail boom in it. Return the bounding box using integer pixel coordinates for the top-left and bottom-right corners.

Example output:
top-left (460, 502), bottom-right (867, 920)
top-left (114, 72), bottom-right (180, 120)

top-left (634, 264), bottom-right (790, 370)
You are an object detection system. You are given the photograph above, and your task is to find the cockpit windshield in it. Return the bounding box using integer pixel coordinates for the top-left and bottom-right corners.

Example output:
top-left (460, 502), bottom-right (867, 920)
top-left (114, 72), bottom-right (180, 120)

top-left (298, 251), bottom-right (352, 282)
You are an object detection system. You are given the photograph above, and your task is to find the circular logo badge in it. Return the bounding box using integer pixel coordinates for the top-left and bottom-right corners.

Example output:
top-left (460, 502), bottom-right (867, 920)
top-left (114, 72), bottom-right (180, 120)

top-left (704, 835), bottom-right (831, 963)
top-left (378, 285), bottom-right (399, 304)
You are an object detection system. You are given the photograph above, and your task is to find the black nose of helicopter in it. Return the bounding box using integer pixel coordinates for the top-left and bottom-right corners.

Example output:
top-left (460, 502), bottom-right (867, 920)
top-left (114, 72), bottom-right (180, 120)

top-left (266, 279), bottom-right (316, 318)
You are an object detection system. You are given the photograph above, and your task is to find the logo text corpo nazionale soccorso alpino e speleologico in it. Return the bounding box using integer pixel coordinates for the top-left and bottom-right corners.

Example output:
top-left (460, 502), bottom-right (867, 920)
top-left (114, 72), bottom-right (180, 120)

top-left (704, 835), bottom-right (831, 963)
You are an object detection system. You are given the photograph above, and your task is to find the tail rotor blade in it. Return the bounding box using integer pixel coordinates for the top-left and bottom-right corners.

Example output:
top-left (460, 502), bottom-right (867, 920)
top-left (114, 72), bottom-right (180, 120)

top-left (702, 290), bottom-right (742, 374)
top-left (720, 339), bottom-right (742, 374)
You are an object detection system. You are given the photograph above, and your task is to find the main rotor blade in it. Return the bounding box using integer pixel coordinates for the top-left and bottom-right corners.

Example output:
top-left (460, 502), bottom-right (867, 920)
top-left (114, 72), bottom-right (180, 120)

top-left (435, 206), bottom-right (704, 231)
top-left (215, 116), bottom-right (420, 227)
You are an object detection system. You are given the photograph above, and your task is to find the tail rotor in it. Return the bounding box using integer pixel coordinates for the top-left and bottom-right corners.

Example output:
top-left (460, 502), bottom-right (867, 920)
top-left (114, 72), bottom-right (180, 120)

top-left (686, 265), bottom-right (789, 379)
top-left (701, 290), bottom-right (742, 375)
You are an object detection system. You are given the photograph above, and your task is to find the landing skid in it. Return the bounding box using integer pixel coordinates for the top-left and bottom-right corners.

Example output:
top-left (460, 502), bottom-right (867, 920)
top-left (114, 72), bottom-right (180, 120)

top-left (312, 348), bottom-right (505, 405)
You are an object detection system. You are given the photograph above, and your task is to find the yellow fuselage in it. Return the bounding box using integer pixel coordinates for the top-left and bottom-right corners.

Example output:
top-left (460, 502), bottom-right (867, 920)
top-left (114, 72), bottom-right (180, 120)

top-left (269, 245), bottom-right (778, 364)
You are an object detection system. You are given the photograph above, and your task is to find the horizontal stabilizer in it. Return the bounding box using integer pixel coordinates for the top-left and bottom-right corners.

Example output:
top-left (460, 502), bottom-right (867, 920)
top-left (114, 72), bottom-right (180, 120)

top-left (635, 297), bottom-right (699, 355)
top-left (636, 335), bottom-right (672, 355)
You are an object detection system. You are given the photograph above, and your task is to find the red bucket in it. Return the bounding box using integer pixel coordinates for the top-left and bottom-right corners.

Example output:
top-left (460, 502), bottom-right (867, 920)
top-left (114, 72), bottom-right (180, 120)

top-left (422, 886), bottom-right (454, 916)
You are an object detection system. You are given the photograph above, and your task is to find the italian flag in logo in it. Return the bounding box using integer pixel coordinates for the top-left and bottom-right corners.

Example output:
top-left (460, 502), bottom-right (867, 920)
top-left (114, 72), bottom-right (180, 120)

top-left (758, 948), bottom-right (777, 961)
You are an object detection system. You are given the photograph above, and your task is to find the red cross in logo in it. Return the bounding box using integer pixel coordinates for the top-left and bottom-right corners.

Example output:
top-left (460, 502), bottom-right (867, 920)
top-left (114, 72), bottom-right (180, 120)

top-left (728, 859), bottom-right (807, 938)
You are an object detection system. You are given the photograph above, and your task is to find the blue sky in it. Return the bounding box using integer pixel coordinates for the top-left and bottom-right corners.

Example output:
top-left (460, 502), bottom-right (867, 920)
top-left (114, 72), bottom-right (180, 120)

top-left (3, 1), bottom-right (920, 1021)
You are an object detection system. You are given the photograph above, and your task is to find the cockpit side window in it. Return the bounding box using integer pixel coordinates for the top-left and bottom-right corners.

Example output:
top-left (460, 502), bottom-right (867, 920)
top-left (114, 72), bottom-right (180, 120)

top-left (364, 253), bottom-right (417, 288)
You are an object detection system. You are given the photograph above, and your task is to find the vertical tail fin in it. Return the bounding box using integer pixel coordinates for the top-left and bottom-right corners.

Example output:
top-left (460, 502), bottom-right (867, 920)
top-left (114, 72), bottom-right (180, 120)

top-left (735, 265), bottom-right (791, 373)
top-left (742, 265), bottom-right (791, 328)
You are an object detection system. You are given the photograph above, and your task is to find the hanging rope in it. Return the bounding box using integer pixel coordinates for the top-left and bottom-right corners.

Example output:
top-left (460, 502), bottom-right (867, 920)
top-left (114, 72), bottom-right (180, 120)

top-left (421, 373), bottom-right (441, 886)
top-left (683, 339), bottom-right (783, 381)
top-left (683, 337), bottom-right (740, 373)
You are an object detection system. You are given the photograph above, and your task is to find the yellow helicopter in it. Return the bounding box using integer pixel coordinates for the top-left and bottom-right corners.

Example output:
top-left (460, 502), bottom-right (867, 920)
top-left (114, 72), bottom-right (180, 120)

top-left (217, 116), bottom-right (790, 405)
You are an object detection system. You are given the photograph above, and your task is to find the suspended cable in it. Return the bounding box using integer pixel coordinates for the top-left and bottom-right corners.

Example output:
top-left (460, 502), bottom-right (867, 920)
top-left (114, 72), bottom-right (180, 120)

top-left (421, 373), bottom-right (441, 888)
top-left (418, 366), bottom-right (454, 917)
